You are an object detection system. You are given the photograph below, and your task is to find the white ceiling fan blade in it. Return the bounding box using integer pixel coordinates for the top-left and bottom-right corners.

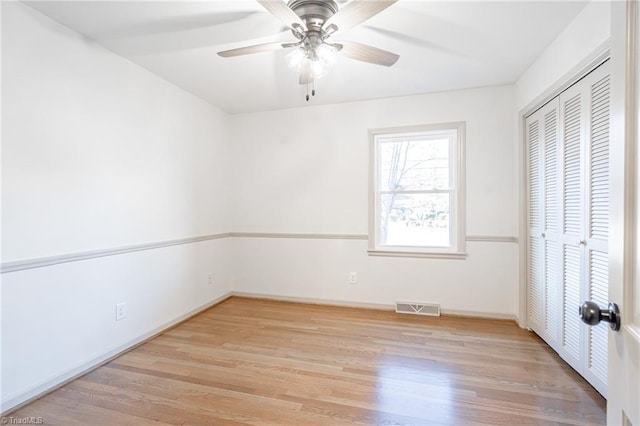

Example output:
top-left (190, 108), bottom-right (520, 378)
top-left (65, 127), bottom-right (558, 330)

top-left (335, 41), bottom-right (399, 67)
top-left (218, 41), bottom-right (292, 57)
top-left (257, 0), bottom-right (306, 31)
top-left (323, 0), bottom-right (398, 33)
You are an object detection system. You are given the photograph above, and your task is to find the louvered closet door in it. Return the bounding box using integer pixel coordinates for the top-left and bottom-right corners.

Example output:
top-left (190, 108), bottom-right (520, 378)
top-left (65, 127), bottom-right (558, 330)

top-left (541, 99), bottom-right (561, 347)
top-left (526, 113), bottom-right (544, 332)
top-left (582, 63), bottom-right (610, 396)
top-left (526, 99), bottom-right (561, 349)
top-left (558, 79), bottom-right (585, 374)
top-left (557, 60), bottom-right (610, 397)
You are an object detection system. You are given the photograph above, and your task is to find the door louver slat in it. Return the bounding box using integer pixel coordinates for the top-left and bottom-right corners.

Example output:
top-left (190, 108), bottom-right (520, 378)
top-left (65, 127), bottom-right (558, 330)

top-left (529, 121), bottom-right (541, 229)
top-left (563, 244), bottom-right (581, 359)
top-left (543, 107), bottom-right (560, 339)
top-left (589, 251), bottom-right (608, 383)
top-left (527, 117), bottom-right (543, 330)
top-left (563, 94), bottom-right (582, 237)
top-left (590, 75), bottom-right (610, 240)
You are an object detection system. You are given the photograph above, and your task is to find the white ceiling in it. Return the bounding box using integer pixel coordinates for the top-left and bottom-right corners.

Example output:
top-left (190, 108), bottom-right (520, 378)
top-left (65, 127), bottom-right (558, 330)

top-left (25, 0), bottom-right (587, 114)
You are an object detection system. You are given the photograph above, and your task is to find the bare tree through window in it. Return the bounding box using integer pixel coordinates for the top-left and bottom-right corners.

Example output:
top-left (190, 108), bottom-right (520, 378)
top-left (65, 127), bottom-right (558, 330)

top-left (377, 134), bottom-right (453, 248)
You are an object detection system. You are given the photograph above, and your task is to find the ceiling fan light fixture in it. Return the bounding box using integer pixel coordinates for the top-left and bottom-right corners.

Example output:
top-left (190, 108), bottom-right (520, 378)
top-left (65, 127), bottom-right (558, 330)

top-left (286, 42), bottom-right (335, 80)
top-left (285, 46), bottom-right (306, 71)
top-left (310, 58), bottom-right (329, 79)
top-left (316, 42), bottom-right (337, 67)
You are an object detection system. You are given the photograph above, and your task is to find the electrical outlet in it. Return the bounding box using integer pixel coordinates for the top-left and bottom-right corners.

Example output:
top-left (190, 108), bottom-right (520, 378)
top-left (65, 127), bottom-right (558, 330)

top-left (208, 274), bottom-right (213, 285)
top-left (115, 302), bottom-right (127, 321)
top-left (349, 272), bottom-right (357, 285)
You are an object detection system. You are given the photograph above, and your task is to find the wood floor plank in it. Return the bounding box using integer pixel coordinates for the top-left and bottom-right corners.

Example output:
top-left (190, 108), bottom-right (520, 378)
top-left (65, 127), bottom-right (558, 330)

top-left (5, 297), bottom-right (606, 425)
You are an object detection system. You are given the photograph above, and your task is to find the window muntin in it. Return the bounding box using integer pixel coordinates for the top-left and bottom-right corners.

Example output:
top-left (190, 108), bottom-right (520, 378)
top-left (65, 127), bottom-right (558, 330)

top-left (370, 123), bottom-right (466, 257)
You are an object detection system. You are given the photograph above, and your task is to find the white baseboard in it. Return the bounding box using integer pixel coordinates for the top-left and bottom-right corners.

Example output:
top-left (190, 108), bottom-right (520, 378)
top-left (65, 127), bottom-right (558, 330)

top-left (0, 292), bottom-right (233, 415)
top-left (232, 292), bottom-right (517, 322)
top-left (232, 292), bottom-right (395, 311)
top-left (440, 308), bottom-right (518, 322)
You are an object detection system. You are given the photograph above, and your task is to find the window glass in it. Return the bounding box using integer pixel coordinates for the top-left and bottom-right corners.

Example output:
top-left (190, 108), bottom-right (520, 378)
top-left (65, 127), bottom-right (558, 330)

top-left (379, 138), bottom-right (450, 191)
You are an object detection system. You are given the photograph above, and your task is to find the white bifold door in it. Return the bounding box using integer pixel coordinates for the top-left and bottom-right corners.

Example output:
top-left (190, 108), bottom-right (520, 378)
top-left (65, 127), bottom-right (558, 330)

top-left (526, 60), bottom-right (610, 397)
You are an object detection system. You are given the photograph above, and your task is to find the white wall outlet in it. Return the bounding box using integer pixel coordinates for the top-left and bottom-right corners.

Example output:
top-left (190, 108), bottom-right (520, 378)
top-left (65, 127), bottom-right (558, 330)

top-left (208, 273), bottom-right (213, 285)
top-left (115, 302), bottom-right (127, 321)
top-left (349, 272), bottom-right (357, 285)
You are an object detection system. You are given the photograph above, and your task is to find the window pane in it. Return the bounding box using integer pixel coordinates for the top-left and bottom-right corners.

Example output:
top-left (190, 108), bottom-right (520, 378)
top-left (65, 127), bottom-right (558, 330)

top-left (379, 138), bottom-right (450, 191)
top-left (380, 193), bottom-right (451, 247)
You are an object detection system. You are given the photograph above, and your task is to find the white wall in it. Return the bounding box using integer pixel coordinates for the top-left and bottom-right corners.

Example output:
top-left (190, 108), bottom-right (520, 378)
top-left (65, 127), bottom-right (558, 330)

top-left (1, 2), bottom-right (232, 411)
top-left (231, 86), bottom-right (518, 317)
top-left (515, 0), bottom-right (611, 112)
top-left (2, 3), bottom-right (233, 262)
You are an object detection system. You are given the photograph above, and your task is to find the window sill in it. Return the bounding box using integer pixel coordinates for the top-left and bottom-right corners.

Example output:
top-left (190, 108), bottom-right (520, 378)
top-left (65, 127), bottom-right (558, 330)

top-left (367, 249), bottom-right (468, 260)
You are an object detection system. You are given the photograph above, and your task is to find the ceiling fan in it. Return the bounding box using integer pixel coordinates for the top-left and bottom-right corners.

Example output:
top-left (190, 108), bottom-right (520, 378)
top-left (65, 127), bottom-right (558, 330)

top-left (217, 0), bottom-right (400, 100)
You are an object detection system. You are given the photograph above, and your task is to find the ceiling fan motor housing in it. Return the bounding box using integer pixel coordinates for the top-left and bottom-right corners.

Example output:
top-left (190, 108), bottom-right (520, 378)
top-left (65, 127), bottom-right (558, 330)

top-left (287, 0), bottom-right (339, 31)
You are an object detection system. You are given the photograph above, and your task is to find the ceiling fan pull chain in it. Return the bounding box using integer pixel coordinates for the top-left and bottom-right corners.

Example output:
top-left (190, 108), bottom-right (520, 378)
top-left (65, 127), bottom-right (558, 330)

top-left (312, 80), bottom-right (316, 97)
top-left (306, 80), bottom-right (310, 101)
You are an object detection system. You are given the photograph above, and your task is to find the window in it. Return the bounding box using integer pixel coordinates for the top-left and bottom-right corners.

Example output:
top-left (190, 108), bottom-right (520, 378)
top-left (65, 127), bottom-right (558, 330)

top-left (369, 122), bottom-right (466, 258)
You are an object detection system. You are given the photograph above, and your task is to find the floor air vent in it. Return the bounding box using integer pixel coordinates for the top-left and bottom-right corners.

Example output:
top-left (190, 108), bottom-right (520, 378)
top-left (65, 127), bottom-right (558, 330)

top-left (396, 301), bottom-right (441, 316)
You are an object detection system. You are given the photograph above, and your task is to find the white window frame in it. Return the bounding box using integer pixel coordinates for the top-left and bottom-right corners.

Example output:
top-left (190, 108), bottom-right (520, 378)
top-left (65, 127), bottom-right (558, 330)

top-left (368, 122), bottom-right (467, 259)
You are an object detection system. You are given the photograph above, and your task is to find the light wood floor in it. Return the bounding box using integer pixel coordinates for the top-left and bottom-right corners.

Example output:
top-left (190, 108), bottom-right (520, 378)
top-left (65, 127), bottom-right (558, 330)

top-left (9, 297), bottom-right (605, 425)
